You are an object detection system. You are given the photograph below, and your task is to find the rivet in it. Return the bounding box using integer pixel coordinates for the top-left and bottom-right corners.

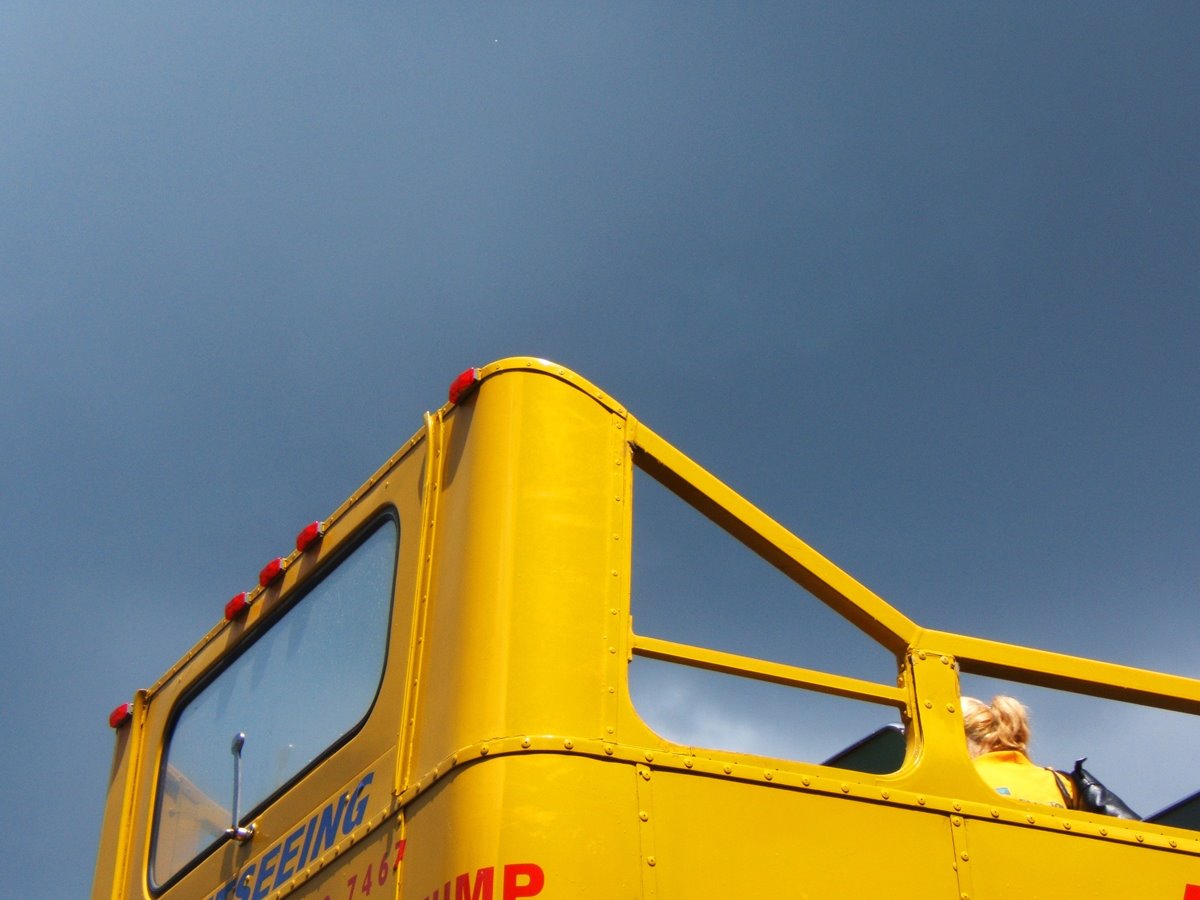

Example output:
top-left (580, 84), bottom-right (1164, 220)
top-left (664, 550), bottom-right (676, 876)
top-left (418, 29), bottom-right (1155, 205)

top-left (946, 704), bottom-right (956, 713)
top-left (1063, 822), bottom-right (1071, 830)
top-left (924, 700), bottom-right (933, 709)
top-left (684, 759), bottom-right (693, 768)
top-left (564, 739), bottom-right (574, 750)
top-left (480, 746), bottom-right (489, 756)
top-left (801, 776), bottom-right (811, 786)
top-left (918, 651), bottom-right (927, 660)
top-left (764, 771), bottom-right (774, 781)
top-left (612, 570), bottom-right (619, 577)
top-left (451, 755), bottom-right (458, 765)
top-left (611, 608), bottom-right (618, 615)
top-left (940, 656), bottom-right (950, 665)
top-left (840, 783), bottom-right (850, 794)
top-left (1170, 839), bottom-right (1178, 848)
top-left (1099, 827), bottom-right (1108, 836)
top-left (990, 808), bottom-right (1000, 818)
top-left (960, 852), bottom-right (969, 861)
top-left (644, 751), bottom-right (654, 762)
top-left (609, 646), bottom-right (617, 654)
top-left (604, 744), bottom-right (615, 756)
top-left (953, 801), bottom-right (962, 811)
top-left (881, 790), bottom-right (890, 800)
top-left (952, 816), bottom-right (962, 827)
top-left (918, 797), bottom-right (926, 806)
top-left (647, 857), bottom-right (656, 867)
top-left (639, 811), bottom-right (648, 821)
top-left (1136, 834), bottom-right (1145, 843)
top-left (606, 727), bottom-right (615, 735)
top-left (724, 764), bottom-right (733, 774)
top-left (521, 737), bottom-right (531, 748)
top-left (1026, 814), bottom-right (1036, 823)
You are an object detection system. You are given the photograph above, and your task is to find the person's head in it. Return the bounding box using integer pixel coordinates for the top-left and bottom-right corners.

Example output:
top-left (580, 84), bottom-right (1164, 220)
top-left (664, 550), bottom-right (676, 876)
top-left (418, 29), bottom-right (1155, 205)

top-left (961, 695), bottom-right (1031, 757)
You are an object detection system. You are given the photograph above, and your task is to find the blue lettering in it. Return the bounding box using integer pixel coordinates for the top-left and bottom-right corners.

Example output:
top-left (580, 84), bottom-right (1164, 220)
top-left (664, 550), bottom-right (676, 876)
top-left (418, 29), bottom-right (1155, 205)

top-left (234, 862), bottom-right (256, 900)
top-left (342, 773), bottom-right (374, 834)
top-left (274, 822), bottom-right (307, 884)
top-left (313, 794), bottom-right (348, 856)
top-left (298, 813), bottom-right (319, 869)
top-left (251, 845), bottom-right (280, 900)
top-left (205, 769), bottom-right (378, 900)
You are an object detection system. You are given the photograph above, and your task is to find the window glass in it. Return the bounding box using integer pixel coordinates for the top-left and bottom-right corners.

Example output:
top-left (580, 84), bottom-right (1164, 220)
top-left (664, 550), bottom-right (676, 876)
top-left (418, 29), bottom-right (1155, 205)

top-left (152, 518), bottom-right (398, 887)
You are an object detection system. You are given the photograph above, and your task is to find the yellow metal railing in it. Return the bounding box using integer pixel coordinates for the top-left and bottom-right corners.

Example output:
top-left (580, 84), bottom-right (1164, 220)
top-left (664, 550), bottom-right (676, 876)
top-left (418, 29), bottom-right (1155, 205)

top-left (631, 633), bottom-right (907, 708)
top-left (629, 421), bottom-right (917, 654)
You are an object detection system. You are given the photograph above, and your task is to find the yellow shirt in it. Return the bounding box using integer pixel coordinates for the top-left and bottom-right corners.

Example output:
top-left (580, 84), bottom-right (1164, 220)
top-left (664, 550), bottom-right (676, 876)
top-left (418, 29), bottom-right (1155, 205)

top-left (972, 750), bottom-right (1073, 808)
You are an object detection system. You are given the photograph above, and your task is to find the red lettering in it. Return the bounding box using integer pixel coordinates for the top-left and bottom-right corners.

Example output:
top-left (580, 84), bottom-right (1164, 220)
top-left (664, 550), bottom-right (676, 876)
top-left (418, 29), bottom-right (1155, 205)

top-left (1184, 886), bottom-right (1200, 900)
top-left (361, 861), bottom-right (374, 895)
top-left (456, 867), bottom-right (494, 900)
top-left (394, 839), bottom-right (407, 869)
top-left (502, 863), bottom-right (544, 900)
top-left (346, 875), bottom-right (357, 900)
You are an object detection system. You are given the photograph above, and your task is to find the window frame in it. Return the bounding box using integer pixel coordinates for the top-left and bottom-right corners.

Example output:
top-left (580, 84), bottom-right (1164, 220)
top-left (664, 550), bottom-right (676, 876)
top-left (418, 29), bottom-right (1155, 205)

top-left (148, 511), bottom-right (400, 893)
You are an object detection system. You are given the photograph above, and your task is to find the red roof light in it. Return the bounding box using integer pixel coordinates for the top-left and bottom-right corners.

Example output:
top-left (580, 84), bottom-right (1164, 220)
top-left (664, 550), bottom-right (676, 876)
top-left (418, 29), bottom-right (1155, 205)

top-left (109, 702), bottom-right (132, 729)
top-left (295, 521), bottom-right (324, 552)
top-left (259, 558), bottom-right (285, 587)
top-left (224, 592), bottom-right (249, 621)
top-left (448, 367), bottom-right (479, 404)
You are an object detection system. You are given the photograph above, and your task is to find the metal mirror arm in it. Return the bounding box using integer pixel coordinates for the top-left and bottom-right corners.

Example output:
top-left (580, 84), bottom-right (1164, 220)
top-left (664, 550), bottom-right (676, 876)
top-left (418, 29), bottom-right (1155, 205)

top-left (225, 732), bottom-right (256, 842)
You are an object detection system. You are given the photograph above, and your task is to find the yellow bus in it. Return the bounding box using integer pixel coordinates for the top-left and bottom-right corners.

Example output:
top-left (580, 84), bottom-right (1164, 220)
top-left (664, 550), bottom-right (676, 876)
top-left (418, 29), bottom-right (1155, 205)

top-left (94, 358), bottom-right (1200, 899)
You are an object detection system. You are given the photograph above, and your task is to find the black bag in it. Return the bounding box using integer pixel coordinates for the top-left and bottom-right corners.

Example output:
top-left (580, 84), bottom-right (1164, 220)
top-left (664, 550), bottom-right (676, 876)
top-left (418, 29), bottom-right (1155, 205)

top-left (1069, 758), bottom-right (1140, 820)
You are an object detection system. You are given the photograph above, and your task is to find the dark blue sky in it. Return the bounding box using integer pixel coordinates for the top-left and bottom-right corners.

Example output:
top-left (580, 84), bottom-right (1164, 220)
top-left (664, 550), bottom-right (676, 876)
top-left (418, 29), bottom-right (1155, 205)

top-left (3, 5), bottom-right (1198, 893)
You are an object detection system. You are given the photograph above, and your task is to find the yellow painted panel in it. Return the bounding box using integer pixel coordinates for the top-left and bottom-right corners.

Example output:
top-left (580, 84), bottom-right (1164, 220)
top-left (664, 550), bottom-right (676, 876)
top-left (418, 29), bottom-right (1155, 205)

top-left (645, 768), bottom-right (960, 899)
top-left (278, 815), bottom-right (406, 900)
top-left (963, 818), bottom-right (1200, 899)
top-left (402, 754), bottom-right (643, 899)
top-left (414, 369), bottom-right (625, 776)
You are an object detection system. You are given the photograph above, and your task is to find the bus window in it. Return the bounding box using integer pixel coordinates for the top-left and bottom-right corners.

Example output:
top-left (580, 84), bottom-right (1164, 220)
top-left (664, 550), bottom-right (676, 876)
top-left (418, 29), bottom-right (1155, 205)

top-left (630, 657), bottom-right (901, 766)
top-left (629, 468), bottom-right (906, 770)
top-left (151, 517), bottom-right (398, 887)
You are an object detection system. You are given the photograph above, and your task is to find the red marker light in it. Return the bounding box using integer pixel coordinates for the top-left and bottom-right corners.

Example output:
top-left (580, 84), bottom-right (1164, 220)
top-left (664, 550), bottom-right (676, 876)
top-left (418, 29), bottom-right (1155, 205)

top-left (295, 521), bottom-right (324, 553)
top-left (224, 592), bottom-right (249, 621)
top-left (109, 702), bottom-right (132, 729)
top-left (259, 558), bottom-right (285, 587)
top-left (448, 367), bottom-right (479, 404)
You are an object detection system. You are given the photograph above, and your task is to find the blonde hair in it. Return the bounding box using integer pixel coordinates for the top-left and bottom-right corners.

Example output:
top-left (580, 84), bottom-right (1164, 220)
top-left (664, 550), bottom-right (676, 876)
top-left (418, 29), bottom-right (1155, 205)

top-left (961, 695), bottom-right (1031, 755)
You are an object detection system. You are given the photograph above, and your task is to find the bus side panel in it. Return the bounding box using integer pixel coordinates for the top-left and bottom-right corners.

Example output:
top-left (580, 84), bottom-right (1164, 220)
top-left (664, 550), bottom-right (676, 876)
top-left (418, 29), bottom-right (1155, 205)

top-left (416, 371), bottom-right (624, 775)
top-left (93, 707), bottom-right (142, 900)
top-left (401, 754), bottom-right (644, 899)
top-left (284, 816), bottom-right (406, 900)
top-left (645, 770), bottom-right (961, 899)
top-left (964, 819), bottom-right (1200, 899)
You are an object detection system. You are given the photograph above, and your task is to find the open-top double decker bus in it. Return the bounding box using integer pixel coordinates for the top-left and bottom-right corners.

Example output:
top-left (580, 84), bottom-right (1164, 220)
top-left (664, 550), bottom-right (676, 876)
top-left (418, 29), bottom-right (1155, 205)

top-left (94, 358), bottom-right (1200, 899)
